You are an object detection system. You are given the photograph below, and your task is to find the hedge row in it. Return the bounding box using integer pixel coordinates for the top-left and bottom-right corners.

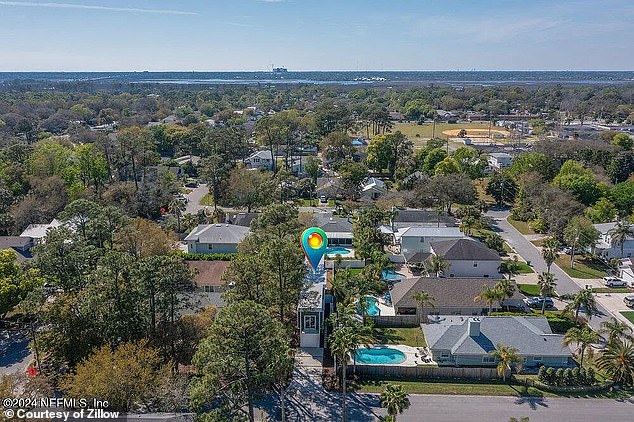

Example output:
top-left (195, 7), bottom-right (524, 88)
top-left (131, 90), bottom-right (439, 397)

top-left (177, 252), bottom-right (235, 261)
top-left (537, 366), bottom-right (595, 387)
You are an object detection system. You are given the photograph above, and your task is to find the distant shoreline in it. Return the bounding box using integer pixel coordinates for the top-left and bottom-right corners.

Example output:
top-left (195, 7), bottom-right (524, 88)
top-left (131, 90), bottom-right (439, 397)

top-left (1, 71), bottom-right (633, 87)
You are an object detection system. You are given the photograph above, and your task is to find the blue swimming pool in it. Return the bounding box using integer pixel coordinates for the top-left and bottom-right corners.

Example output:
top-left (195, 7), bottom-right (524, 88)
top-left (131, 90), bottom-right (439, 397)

top-left (381, 270), bottom-right (406, 281)
top-left (359, 296), bottom-right (380, 316)
top-left (354, 347), bottom-right (406, 365)
top-left (325, 246), bottom-right (353, 256)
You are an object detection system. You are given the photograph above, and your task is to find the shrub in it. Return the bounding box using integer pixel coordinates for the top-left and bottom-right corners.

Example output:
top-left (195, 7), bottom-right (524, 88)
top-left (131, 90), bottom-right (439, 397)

top-left (572, 367), bottom-right (581, 384)
top-left (538, 366), bottom-right (547, 382)
top-left (555, 368), bottom-right (565, 386)
top-left (586, 367), bottom-right (596, 384)
top-left (545, 367), bottom-right (556, 385)
top-left (177, 252), bottom-right (234, 261)
top-left (563, 368), bottom-right (574, 386)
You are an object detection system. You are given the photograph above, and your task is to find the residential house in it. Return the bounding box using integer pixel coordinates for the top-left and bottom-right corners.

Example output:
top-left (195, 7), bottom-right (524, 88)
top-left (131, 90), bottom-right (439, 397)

top-left (315, 177), bottom-right (342, 199)
top-left (20, 219), bottom-right (63, 241)
top-left (390, 209), bottom-right (457, 230)
top-left (397, 226), bottom-right (465, 255)
top-left (423, 316), bottom-right (572, 368)
top-left (225, 212), bottom-right (259, 228)
top-left (389, 277), bottom-right (524, 316)
top-left (184, 224), bottom-right (250, 254)
top-left (0, 236), bottom-right (35, 264)
top-left (298, 280), bottom-right (326, 348)
top-left (174, 155), bottom-right (201, 166)
top-left (361, 177), bottom-right (387, 200)
top-left (187, 260), bottom-right (230, 293)
top-left (593, 222), bottom-right (634, 259)
top-left (487, 153), bottom-right (513, 170)
top-left (430, 238), bottom-right (502, 278)
top-left (314, 213), bottom-right (353, 246)
top-left (619, 258), bottom-right (634, 287)
top-left (244, 150), bottom-right (274, 171)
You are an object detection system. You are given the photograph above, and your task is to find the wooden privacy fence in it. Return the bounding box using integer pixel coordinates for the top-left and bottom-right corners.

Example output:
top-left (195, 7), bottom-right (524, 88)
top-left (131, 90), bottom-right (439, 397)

top-left (369, 315), bottom-right (419, 327)
top-left (350, 364), bottom-right (499, 380)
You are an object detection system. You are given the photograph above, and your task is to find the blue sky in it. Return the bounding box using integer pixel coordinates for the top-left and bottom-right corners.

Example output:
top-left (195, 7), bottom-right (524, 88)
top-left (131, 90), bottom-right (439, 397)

top-left (0, 0), bottom-right (632, 71)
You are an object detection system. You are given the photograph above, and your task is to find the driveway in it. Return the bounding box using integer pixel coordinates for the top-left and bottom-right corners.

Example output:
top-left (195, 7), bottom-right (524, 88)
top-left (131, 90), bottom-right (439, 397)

top-left (184, 183), bottom-right (209, 215)
top-left (0, 328), bottom-right (32, 375)
top-left (486, 209), bottom-right (610, 331)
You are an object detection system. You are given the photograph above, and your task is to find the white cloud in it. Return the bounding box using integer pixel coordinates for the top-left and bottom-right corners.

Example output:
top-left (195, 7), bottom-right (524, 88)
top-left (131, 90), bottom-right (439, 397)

top-left (0, 1), bottom-right (198, 15)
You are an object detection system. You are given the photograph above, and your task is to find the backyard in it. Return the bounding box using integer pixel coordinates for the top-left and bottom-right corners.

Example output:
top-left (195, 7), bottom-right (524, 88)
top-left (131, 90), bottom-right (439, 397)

top-left (372, 327), bottom-right (427, 347)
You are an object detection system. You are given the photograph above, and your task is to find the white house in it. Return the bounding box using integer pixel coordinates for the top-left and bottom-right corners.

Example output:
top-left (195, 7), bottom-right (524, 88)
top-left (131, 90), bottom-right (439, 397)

top-left (298, 281), bottom-right (326, 348)
top-left (244, 150), bottom-right (273, 171)
top-left (430, 238), bottom-right (502, 278)
top-left (361, 177), bottom-right (387, 200)
top-left (20, 219), bottom-right (63, 241)
top-left (619, 258), bottom-right (634, 287)
top-left (593, 222), bottom-right (634, 259)
top-left (397, 226), bottom-right (465, 255)
top-left (184, 224), bottom-right (250, 254)
top-left (487, 153), bottom-right (513, 170)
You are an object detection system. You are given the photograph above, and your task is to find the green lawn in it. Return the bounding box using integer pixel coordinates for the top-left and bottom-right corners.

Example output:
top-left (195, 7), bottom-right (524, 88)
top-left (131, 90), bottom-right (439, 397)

top-left (503, 242), bottom-right (514, 254)
top-left (354, 379), bottom-right (544, 397)
top-left (620, 312), bottom-right (634, 324)
top-left (372, 327), bottom-right (426, 347)
top-left (514, 261), bottom-right (534, 274)
top-left (295, 198), bottom-right (337, 207)
top-left (555, 255), bottom-right (608, 279)
top-left (517, 283), bottom-right (540, 297)
top-left (592, 288), bottom-right (633, 294)
top-left (199, 193), bottom-right (214, 206)
top-left (507, 217), bottom-right (535, 235)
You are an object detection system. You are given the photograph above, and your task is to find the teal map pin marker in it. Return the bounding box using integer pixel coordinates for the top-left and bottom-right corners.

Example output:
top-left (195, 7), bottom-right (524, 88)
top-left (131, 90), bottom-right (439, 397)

top-left (301, 227), bottom-right (328, 272)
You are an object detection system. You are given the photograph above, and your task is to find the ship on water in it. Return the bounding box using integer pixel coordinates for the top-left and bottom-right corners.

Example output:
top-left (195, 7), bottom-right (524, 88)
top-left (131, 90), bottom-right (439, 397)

top-left (272, 67), bottom-right (288, 73)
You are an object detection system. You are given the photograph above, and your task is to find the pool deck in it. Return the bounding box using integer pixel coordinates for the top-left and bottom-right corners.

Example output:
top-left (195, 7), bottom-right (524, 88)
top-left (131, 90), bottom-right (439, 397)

top-left (351, 344), bottom-right (436, 367)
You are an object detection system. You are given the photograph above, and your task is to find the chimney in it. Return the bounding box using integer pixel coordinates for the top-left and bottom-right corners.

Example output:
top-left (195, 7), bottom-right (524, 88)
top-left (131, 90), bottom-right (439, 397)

top-left (468, 318), bottom-right (480, 337)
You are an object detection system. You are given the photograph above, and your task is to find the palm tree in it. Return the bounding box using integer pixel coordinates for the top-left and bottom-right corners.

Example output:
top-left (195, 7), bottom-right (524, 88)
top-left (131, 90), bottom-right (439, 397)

top-left (474, 285), bottom-right (504, 314)
top-left (494, 278), bottom-right (516, 311)
top-left (563, 326), bottom-right (599, 368)
top-left (426, 255), bottom-right (449, 278)
top-left (537, 272), bottom-right (557, 314)
top-left (499, 257), bottom-right (521, 280)
top-left (380, 384), bottom-right (410, 422)
top-left (541, 237), bottom-right (560, 274)
top-left (609, 221), bottom-right (633, 258)
top-left (563, 289), bottom-right (598, 320)
top-left (596, 339), bottom-right (634, 387)
top-left (329, 326), bottom-right (360, 422)
top-left (168, 197), bottom-right (186, 233)
top-left (412, 290), bottom-right (435, 324)
top-left (600, 317), bottom-right (634, 345)
top-left (490, 343), bottom-right (523, 382)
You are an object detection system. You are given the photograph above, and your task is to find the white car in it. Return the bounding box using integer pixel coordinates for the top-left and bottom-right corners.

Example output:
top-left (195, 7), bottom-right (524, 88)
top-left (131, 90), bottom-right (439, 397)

top-left (603, 276), bottom-right (628, 288)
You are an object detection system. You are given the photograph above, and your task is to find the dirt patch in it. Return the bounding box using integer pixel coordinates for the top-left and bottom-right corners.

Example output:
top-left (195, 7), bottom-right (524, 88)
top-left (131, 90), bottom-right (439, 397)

top-left (443, 128), bottom-right (510, 138)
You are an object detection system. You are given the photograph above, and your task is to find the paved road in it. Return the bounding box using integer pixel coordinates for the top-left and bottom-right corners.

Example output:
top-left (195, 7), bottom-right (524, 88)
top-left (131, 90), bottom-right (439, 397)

top-left (486, 209), bottom-right (610, 331)
top-left (184, 183), bottom-right (209, 214)
top-left (386, 393), bottom-right (634, 422)
top-left (0, 328), bottom-right (32, 375)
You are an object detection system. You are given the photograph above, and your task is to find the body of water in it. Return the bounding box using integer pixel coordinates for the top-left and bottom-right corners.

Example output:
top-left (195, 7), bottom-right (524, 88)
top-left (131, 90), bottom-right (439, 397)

top-left (1, 71), bottom-right (633, 86)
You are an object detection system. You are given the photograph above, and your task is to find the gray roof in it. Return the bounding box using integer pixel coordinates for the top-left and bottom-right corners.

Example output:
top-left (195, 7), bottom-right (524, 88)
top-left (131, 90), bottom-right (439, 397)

top-left (390, 277), bottom-right (523, 310)
top-left (226, 212), bottom-right (260, 227)
top-left (397, 226), bottom-right (464, 238)
top-left (184, 224), bottom-right (250, 244)
top-left (20, 219), bottom-right (62, 239)
top-left (314, 214), bottom-right (353, 233)
top-left (431, 238), bottom-right (500, 261)
top-left (423, 316), bottom-right (571, 357)
top-left (393, 210), bottom-right (457, 226)
top-left (0, 236), bottom-right (33, 250)
top-left (403, 251), bottom-right (432, 264)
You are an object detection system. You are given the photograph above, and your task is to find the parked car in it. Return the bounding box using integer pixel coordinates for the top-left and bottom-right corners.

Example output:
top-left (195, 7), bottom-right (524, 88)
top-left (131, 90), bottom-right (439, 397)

top-left (525, 296), bottom-right (554, 309)
top-left (184, 180), bottom-right (199, 188)
top-left (319, 195), bottom-right (328, 204)
top-left (603, 276), bottom-right (628, 288)
top-left (624, 295), bottom-right (634, 308)
top-left (562, 246), bottom-right (573, 255)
